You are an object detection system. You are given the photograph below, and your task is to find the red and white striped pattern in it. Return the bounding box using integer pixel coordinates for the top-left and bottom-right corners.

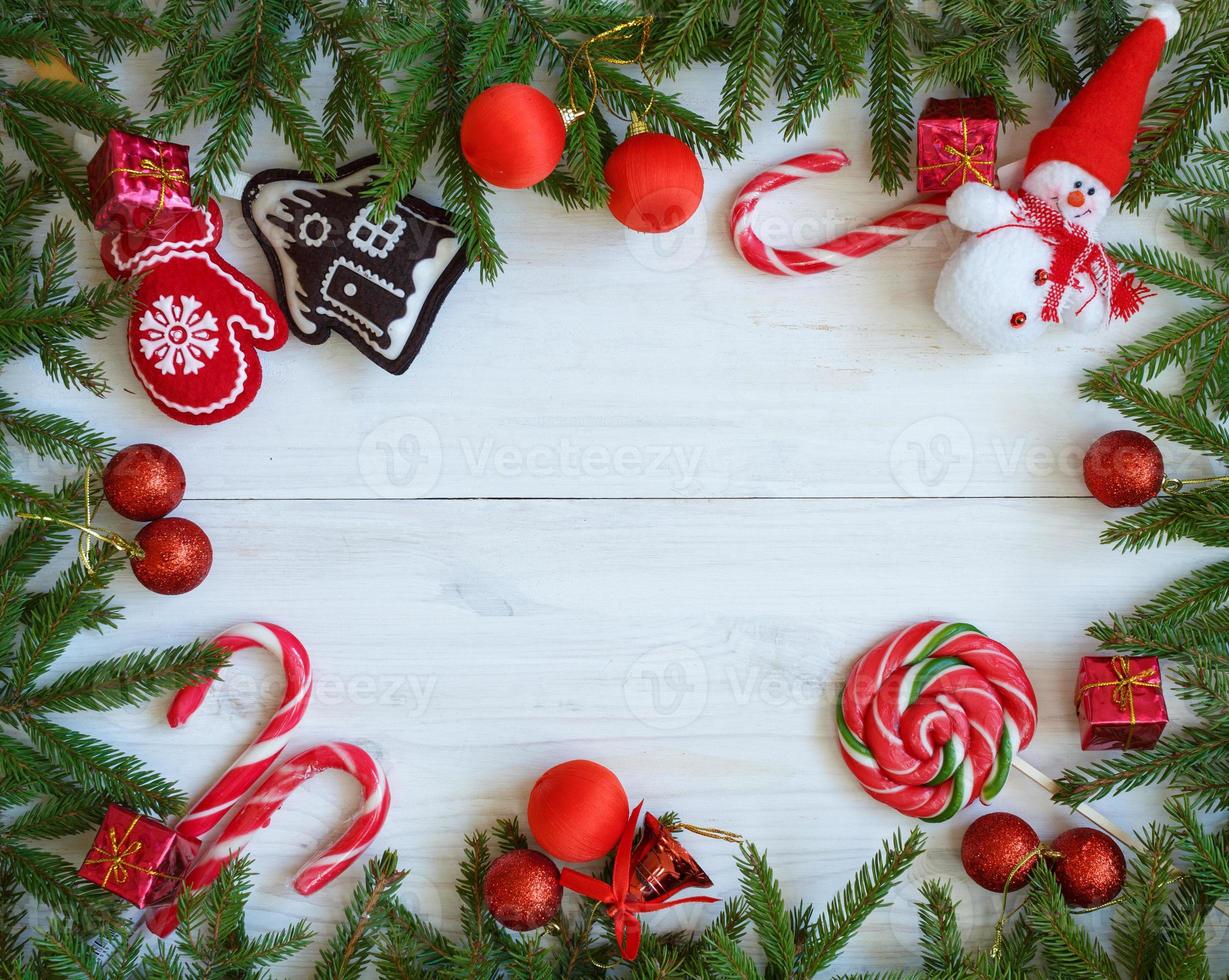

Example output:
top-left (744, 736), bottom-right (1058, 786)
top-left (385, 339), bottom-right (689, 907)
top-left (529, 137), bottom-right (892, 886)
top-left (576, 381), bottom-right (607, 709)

top-left (837, 622), bottom-right (1037, 822)
top-left (147, 742), bottom-right (389, 936)
top-left (730, 150), bottom-right (951, 276)
top-left (169, 622), bottom-right (313, 840)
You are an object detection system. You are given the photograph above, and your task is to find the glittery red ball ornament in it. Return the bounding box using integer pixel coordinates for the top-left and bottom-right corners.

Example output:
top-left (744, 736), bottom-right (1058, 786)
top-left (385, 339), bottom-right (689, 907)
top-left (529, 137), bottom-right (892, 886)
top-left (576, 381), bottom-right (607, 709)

top-left (528, 759), bottom-right (628, 863)
top-left (604, 130), bottom-right (704, 233)
top-left (461, 84), bottom-right (565, 189)
top-left (1083, 430), bottom-right (1165, 507)
top-left (1049, 828), bottom-right (1126, 908)
top-left (103, 444), bottom-right (186, 521)
top-left (960, 812), bottom-right (1041, 892)
top-left (131, 518), bottom-right (212, 595)
top-left (483, 849), bottom-right (562, 931)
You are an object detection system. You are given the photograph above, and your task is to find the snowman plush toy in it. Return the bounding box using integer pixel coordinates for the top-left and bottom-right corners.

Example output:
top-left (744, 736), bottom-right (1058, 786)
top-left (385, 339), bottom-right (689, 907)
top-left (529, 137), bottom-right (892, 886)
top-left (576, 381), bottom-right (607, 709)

top-left (934, 4), bottom-right (1180, 352)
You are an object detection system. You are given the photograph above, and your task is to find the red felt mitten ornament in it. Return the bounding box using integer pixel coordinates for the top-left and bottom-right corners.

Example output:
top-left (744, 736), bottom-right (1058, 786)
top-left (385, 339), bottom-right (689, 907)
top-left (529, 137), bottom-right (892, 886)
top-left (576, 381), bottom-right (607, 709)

top-left (99, 202), bottom-right (288, 424)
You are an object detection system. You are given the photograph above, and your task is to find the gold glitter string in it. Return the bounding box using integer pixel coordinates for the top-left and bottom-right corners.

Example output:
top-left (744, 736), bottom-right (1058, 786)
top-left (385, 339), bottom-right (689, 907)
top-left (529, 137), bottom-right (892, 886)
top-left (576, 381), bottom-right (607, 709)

top-left (563, 17), bottom-right (655, 125)
top-left (17, 467), bottom-right (144, 576)
top-left (667, 822), bottom-right (743, 843)
top-left (991, 844), bottom-right (1063, 958)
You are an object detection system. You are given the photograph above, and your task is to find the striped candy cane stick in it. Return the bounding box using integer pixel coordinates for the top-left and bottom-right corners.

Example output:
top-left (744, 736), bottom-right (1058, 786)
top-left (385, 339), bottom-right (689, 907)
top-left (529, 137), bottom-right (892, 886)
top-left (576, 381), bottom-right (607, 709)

top-left (147, 742), bottom-right (390, 937)
top-left (730, 150), bottom-right (951, 276)
top-left (170, 622), bottom-right (313, 839)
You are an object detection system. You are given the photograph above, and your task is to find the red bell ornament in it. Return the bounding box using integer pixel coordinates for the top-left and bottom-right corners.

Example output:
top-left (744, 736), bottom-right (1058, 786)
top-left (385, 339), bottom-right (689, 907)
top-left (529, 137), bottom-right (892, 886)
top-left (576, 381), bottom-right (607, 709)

top-left (461, 84), bottom-right (566, 189)
top-left (605, 116), bottom-right (703, 233)
top-left (627, 812), bottom-right (713, 902)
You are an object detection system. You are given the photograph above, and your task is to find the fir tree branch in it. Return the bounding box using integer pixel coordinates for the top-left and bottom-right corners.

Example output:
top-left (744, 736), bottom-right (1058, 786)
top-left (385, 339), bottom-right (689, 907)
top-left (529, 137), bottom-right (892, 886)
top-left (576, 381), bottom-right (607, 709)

top-left (4, 641), bottom-right (229, 716)
top-left (1023, 862), bottom-right (1117, 978)
top-left (314, 850), bottom-right (408, 980)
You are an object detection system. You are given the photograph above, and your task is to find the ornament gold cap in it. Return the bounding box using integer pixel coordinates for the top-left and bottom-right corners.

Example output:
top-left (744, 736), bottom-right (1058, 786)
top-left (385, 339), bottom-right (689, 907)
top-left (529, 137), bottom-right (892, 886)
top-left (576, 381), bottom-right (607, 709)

top-left (560, 106), bottom-right (586, 129)
top-left (626, 112), bottom-right (650, 137)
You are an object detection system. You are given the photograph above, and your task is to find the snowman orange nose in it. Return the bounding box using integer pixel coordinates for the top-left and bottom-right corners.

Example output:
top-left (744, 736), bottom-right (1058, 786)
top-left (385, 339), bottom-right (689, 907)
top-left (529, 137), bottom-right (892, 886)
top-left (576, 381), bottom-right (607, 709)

top-left (1067, 189), bottom-right (1086, 207)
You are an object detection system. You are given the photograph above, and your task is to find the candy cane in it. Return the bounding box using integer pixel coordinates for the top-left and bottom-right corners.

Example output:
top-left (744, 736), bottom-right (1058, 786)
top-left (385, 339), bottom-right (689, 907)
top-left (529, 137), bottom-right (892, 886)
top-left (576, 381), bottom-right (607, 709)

top-left (170, 622), bottom-right (312, 840)
top-left (147, 742), bottom-right (390, 936)
top-left (730, 151), bottom-right (953, 276)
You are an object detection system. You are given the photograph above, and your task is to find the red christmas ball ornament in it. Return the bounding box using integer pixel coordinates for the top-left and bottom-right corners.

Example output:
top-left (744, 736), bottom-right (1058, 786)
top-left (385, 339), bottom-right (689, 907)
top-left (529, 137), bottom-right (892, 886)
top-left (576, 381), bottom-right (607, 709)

top-left (1049, 828), bottom-right (1126, 908)
top-left (131, 517), bottom-right (212, 595)
top-left (461, 84), bottom-right (566, 189)
top-left (960, 813), bottom-right (1041, 892)
top-left (528, 759), bottom-right (628, 863)
top-left (1083, 430), bottom-right (1165, 507)
top-left (604, 120), bottom-right (704, 233)
top-left (103, 444), bottom-right (186, 521)
top-left (483, 849), bottom-right (562, 931)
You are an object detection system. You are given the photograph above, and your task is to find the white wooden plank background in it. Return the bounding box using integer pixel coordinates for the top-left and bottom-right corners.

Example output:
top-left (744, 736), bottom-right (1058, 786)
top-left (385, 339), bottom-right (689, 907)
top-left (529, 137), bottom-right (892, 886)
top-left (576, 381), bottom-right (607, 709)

top-left (10, 18), bottom-right (1229, 973)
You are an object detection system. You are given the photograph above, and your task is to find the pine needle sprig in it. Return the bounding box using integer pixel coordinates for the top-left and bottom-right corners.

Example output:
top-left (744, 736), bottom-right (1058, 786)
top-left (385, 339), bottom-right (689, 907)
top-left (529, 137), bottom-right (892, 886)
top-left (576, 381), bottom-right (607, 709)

top-left (914, 879), bottom-right (963, 975)
top-left (795, 827), bottom-right (925, 977)
top-left (1023, 862), bottom-right (1118, 979)
top-left (1119, 15), bottom-right (1229, 210)
top-left (314, 849), bottom-right (408, 980)
top-left (1110, 823), bottom-right (1174, 978)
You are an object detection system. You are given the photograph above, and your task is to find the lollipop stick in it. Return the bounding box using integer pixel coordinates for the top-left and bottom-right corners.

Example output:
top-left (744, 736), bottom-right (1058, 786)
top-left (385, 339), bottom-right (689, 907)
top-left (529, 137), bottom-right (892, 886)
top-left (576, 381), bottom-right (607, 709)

top-left (1011, 756), bottom-right (1136, 851)
top-left (1012, 756), bottom-right (1229, 918)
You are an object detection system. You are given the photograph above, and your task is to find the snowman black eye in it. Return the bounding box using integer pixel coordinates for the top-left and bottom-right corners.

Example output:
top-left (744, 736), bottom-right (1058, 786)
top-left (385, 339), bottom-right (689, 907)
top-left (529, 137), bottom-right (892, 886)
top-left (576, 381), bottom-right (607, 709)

top-left (1074, 180), bottom-right (1083, 188)
top-left (1088, 186), bottom-right (1096, 195)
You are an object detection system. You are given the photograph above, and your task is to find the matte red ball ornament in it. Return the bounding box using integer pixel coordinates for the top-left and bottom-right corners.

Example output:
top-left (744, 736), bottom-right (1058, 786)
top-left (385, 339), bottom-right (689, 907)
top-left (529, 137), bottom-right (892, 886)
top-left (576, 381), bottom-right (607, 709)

top-left (131, 517), bottom-right (212, 595)
top-left (960, 813), bottom-right (1041, 892)
top-left (1049, 828), bottom-right (1126, 908)
top-left (103, 444), bottom-right (186, 521)
top-left (461, 84), bottom-right (566, 189)
top-left (1083, 430), bottom-right (1165, 507)
top-left (528, 759), bottom-right (629, 863)
top-left (483, 849), bottom-right (562, 931)
top-left (604, 124), bottom-right (704, 233)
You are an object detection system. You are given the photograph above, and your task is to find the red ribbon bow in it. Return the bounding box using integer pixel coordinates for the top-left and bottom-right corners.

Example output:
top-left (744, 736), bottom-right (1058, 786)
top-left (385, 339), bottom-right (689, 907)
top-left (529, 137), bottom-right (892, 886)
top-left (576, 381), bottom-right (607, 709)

top-left (559, 802), bottom-right (719, 961)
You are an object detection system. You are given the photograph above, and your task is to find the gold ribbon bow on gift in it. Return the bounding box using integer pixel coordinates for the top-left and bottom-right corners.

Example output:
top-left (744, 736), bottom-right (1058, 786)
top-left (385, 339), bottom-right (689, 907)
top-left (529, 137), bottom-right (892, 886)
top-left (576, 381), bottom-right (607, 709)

top-left (83, 815), bottom-right (173, 888)
top-left (106, 151), bottom-right (188, 230)
top-left (918, 115), bottom-right (994, 188)
top-left (1075, 655), bottom-right (1161, 748)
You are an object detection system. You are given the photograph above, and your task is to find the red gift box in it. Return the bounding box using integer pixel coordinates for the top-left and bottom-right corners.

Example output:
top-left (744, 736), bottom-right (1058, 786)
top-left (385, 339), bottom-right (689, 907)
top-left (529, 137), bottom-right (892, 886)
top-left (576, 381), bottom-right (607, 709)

top-left (1074, 655), bottom-right (1168, 750)
top-left (78, 804), bottom-right (200, 908)
top-left (916, 97), bottom-right (998, 193)
top-left (87, 130), bottom-right (192, 240)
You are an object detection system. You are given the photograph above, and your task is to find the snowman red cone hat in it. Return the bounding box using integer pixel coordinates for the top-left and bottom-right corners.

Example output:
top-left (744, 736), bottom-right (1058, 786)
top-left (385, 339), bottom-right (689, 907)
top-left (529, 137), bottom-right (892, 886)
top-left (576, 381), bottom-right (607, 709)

top-left (1024, 4), bottom-right (1180, 195)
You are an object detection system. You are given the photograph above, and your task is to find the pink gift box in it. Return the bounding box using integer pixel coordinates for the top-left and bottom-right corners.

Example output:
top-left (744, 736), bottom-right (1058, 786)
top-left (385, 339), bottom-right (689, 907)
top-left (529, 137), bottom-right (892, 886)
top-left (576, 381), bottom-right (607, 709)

top-left (916, 97), bottom-right (998, 193)
top-left (1074, 655), bottom-right (1168, 750)
top-left (87, 130), bottom-right (193, 240)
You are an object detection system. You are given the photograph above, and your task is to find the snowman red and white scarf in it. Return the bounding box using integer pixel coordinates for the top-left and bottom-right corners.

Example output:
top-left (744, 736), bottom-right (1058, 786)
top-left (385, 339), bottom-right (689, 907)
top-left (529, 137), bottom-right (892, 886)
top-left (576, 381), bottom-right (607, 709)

top-left (984, 191), bottom-right (1150, 324)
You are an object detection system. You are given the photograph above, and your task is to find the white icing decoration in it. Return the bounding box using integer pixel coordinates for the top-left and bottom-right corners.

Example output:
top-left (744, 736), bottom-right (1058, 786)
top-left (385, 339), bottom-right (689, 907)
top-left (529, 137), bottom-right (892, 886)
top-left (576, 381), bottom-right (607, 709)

top-left (348, 205), bottom-right (405, 259)
top-left (138, 294), bottom-right (219, 375)
top-left (298, 211), bottom-right (331, 247)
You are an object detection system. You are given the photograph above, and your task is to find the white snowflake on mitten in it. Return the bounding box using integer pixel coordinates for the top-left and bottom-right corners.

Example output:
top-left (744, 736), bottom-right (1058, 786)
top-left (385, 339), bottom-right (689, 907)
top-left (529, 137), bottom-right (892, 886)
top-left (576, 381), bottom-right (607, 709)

top-left (138, 294), bottom-right (220, 375)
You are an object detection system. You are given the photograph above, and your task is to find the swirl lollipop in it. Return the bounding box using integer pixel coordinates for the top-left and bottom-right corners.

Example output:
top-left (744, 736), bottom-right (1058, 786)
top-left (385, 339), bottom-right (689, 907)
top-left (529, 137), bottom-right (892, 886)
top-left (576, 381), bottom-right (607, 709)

top-left (837, 621), bottom-right (1038, 822)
